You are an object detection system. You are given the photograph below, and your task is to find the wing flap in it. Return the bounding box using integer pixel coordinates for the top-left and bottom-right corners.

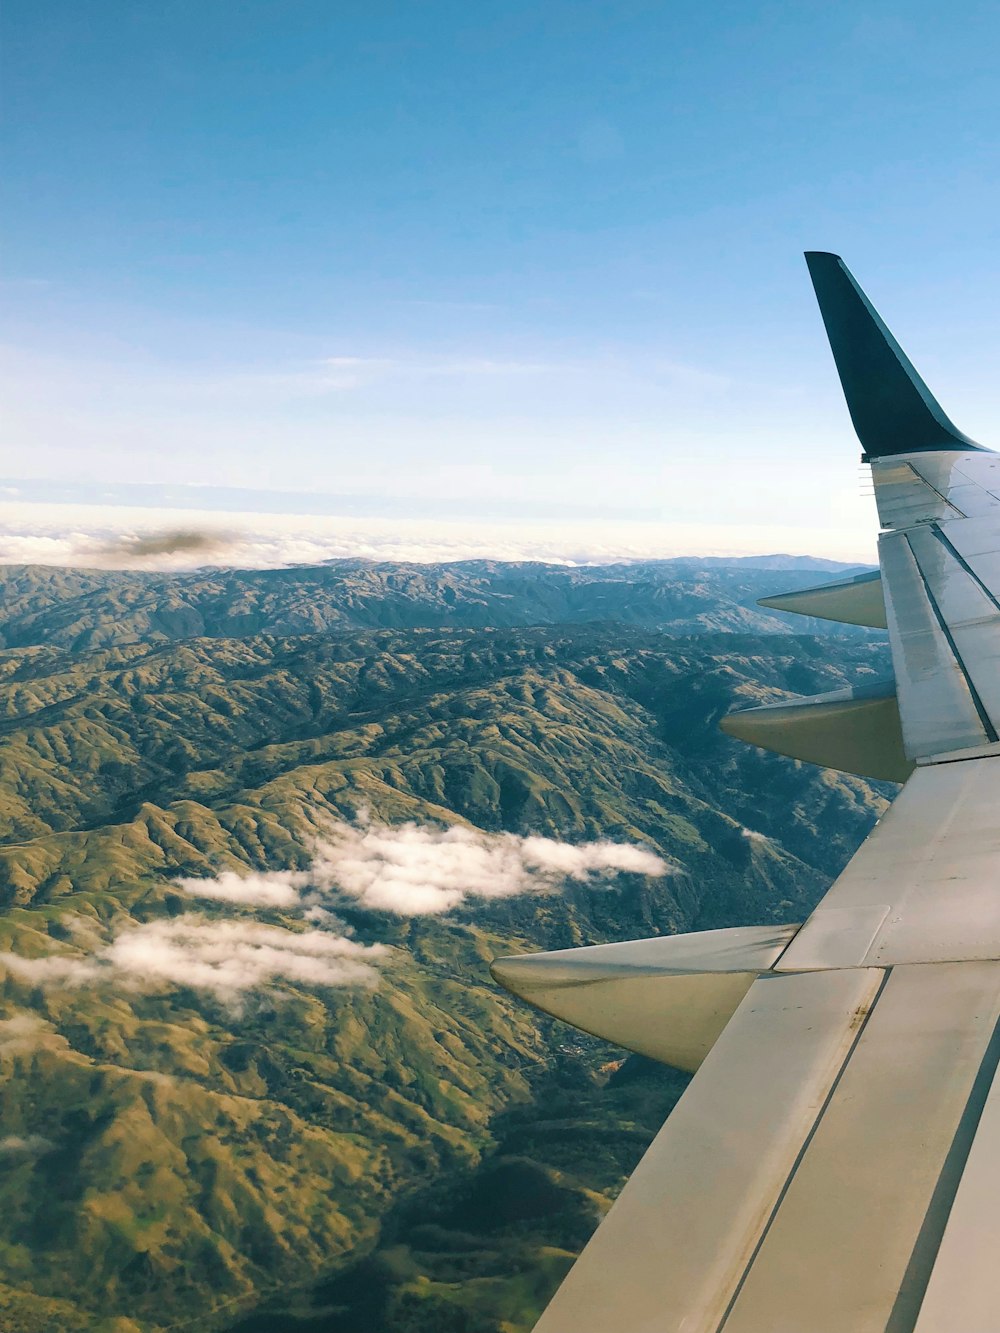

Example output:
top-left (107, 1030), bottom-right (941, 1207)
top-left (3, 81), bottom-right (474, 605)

top-left (722, 962), bottom-right (1000, 1333)
top-left (533, 969), bottom-right (883, 1333)
top-left (534, 960), bottom-right (1000, 1333)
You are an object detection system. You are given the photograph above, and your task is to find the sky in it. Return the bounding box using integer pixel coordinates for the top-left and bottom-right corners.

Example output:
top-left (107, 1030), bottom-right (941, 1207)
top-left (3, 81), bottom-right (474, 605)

top-left (3, 0), bottom-right (1000, 563)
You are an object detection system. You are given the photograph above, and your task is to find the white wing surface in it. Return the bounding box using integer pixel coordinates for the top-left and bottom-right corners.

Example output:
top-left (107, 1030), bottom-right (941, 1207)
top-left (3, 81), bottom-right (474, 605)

top-left (493, 253), bottom-right (1000, 1332)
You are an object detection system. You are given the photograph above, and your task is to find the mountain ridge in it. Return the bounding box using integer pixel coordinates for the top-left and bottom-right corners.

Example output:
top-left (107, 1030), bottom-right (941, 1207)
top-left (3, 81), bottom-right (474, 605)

top-left (0, 559), bottom-right (876, 653)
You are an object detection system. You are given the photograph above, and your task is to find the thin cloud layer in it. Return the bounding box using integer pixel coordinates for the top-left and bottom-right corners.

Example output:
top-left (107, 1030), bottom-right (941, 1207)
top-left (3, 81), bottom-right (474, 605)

top-left (0, 500), bottom-right (875, 569)
top-left (0, 917), bottom-right (387, 999)
top-left (180, 818), bottom-right (671, 917)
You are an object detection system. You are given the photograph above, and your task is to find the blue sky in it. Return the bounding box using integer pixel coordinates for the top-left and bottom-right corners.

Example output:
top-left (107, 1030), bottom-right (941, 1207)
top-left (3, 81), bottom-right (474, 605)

top-left (3, 1), bottom-right (1000, 556)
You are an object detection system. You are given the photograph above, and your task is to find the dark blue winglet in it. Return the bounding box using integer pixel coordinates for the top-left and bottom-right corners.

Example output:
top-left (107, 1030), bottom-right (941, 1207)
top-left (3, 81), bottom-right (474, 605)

top-left (805, 252), bottom-right (983, 460)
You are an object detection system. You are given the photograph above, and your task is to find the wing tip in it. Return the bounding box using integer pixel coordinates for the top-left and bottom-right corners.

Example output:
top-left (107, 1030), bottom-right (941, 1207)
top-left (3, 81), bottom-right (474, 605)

top-left (804, 250), bottom-right (982, 459)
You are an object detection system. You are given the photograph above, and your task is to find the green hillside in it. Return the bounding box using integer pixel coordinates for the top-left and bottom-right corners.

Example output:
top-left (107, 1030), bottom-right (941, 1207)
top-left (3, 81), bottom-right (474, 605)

top-left (0, 564), bottom-right (892, 1330)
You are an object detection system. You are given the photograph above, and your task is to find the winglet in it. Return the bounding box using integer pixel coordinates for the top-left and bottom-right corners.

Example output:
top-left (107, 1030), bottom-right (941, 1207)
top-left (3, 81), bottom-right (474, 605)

top-left (805, 252), bottom-right (982, 460)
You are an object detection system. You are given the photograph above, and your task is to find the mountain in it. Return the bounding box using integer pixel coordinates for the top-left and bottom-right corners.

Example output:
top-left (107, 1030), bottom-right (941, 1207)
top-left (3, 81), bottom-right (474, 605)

top-left (0, 559), bottom-right (876, 652)
top-left (0, 562), bottom-right (891, 1331)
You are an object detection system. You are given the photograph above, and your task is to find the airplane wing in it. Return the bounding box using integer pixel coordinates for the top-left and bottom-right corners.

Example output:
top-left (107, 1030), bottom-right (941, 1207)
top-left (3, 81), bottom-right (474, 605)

top-left (492, 253), bottom-right (1000, 1332)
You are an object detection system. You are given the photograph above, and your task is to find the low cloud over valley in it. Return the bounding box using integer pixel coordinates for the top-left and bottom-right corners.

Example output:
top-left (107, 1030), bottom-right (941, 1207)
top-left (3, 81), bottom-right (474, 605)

top-left (179, 815), bottom-right (672, 917)
top-left (0, 917), bottom-right (387, 1000)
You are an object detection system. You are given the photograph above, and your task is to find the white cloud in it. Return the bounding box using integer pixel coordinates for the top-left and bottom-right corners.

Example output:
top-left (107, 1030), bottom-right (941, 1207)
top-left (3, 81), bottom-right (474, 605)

top-left (516, 835), bottom-right (667, 878)
top-left (741, 827), bottom-right (772, 843)
top-left (0, 917), bottom-right (387, 999)
top-left (0, 952), bottom-right (98, 986)
top-left (0, 1013), bottom-right (50, 1054)
top-left (178, 818), bottom-right (672, 917)
top-left (103, 918), bottom-right (386, 995)
top-left (176, 869), bottom-right (305, 908)
top-left (0, 1134), bottom-right (53, 1156)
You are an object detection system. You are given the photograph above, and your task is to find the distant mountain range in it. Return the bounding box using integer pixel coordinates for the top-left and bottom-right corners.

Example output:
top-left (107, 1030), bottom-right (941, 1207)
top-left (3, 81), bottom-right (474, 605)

top-left (0, 558), bottom-right (874, 653)
top-left (654, 554), bottom-right (870, 571)
top-left (0, 561), bottom-right (890, 1331)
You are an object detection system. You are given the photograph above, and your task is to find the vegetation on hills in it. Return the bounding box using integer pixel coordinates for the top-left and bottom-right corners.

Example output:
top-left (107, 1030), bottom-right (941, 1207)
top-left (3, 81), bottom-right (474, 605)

top-left (0, 562), bottom-right (892, 1330)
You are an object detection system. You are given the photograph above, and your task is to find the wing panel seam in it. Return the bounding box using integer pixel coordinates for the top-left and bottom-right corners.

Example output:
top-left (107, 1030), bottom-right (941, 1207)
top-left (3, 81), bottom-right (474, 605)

top-left (876, 461), bottom-right (966, 528)
top-left (929, 523), bottom-right (1000, 616)
top-left (899, 463), bottom-right (968, 519)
